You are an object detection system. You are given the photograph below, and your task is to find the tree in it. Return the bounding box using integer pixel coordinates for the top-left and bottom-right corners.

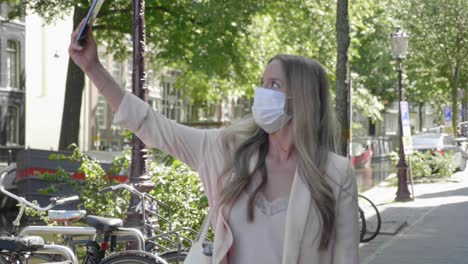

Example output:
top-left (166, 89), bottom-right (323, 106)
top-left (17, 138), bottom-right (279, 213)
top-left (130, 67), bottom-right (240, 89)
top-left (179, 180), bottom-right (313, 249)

top-left (2, 0), bottom-right (266, 149)
top-left (347, 0), bottom-right (398, 135)
top-left (348, 0), bottom-right (398, 103)
top-left (59, 6), bottom-right (87, 151)
top-left (397, 0), bottom-right (467, 134)
top-left (335, 0), bottom-right (350, 155)
top-left (460, 71), bottom-right (468, 121)
top-left (6, 0), bottom-right (416, 151)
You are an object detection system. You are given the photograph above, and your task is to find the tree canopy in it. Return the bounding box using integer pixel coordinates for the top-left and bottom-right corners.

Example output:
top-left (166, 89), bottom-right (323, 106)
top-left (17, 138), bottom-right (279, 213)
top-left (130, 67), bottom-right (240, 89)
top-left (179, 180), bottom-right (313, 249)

top-left (3, 0), bottom-right (466, 145)
top-left (397, 0), bottom-right (467, 131)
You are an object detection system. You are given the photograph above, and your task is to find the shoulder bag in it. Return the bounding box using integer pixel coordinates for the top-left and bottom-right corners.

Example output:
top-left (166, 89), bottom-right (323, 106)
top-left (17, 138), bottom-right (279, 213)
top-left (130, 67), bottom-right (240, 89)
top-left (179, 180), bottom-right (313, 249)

top-left (184, 207), bottom-right (214, 264)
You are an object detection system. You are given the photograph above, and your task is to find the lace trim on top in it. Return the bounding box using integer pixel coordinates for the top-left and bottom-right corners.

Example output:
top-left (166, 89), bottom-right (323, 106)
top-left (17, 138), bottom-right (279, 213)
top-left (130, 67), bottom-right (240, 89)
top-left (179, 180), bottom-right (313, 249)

top-left (245, 183), bottom-right (289, 216)
top-left (255, 192), bottom-right (289, 216)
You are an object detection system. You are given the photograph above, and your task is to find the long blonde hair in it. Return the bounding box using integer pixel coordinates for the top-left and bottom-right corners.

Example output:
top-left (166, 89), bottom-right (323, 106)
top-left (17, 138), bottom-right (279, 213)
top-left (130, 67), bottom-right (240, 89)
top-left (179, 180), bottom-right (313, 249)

top-left (220, 54), bottom-right (338, 250)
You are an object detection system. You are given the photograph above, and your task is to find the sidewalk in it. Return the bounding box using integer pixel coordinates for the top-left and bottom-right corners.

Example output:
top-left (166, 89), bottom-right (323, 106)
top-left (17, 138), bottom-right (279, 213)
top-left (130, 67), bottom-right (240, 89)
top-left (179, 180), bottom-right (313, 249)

top-left (359, 168), bottom-right (468, 263)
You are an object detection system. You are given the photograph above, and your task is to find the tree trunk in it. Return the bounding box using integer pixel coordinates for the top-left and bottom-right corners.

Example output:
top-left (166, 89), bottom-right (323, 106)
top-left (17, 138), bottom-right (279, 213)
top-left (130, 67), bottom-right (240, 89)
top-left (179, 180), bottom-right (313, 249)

top-left (463, 84), bottom-right (467, 122)
top-left (451, 64), bottom-right (460, 136)
top-left (335, 0), bottom-right (350, 156)
top-left (58, 7), bottom-right (87, 150)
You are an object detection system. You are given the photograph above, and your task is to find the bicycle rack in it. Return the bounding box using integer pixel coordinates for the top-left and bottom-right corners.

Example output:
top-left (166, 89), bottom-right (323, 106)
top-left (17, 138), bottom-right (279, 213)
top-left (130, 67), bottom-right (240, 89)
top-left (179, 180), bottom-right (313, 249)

top-left (35, 244), bottom-right (79, 264)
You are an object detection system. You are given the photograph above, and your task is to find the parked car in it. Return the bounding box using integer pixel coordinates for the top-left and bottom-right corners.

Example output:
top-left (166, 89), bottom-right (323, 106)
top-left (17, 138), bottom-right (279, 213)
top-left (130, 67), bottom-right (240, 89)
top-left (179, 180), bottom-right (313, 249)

top-left (350, 141), bottom-right (373, 169)
top-left (411, 133), bottom-right (467, 171)
top-left (458, 121), bottom-right (468, 137)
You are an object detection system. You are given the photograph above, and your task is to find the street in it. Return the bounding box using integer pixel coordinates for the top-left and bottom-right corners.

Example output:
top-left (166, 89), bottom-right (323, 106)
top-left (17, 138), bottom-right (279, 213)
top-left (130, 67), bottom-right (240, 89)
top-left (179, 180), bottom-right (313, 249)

top-left (361, 170), bottom-right (468, 264)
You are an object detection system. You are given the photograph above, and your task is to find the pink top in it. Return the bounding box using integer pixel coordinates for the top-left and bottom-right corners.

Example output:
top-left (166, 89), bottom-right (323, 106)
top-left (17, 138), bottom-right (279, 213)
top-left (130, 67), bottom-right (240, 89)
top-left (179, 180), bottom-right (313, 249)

top-left (228, 183), bottom-right (289, 264)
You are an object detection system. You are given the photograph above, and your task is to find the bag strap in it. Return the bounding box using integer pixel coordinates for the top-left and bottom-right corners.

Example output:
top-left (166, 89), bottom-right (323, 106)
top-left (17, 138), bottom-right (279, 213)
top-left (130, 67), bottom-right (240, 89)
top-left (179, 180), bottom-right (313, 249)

top-left (194, 206), bottom-right (214, 242)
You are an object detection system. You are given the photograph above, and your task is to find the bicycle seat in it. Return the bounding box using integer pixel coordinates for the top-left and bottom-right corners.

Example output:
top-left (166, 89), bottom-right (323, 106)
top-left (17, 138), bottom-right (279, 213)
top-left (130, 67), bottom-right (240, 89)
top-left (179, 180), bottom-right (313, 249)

top-left (0, 236), bottom-right (44, 252)
top-left (48, 210), bottom-right (86, 222)
top-left (86, 215), bottom-right (123, 232)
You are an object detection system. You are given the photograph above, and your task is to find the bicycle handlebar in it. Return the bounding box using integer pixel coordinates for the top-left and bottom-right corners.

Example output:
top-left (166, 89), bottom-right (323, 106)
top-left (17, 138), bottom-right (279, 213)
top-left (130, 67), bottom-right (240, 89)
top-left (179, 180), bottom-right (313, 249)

top-left (98, 183), bottom-right (143, 197)
top-left (0, 164), bottom-right (16, 175)
top-left (98, 183), bottom-right (172, 212)
top-left (98, 186), bottom-right (113, 195)
top-left (54, 195), bottom-right (80, 205)
top-left (0, 169), bottom-right (79, 211)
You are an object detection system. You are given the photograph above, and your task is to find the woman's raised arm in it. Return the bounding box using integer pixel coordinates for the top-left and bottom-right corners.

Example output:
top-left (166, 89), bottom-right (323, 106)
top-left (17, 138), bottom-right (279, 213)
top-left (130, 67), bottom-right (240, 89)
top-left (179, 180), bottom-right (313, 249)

top-left (68, 20), bottom-right (222, 172)
top-left (68, 19), bottom-right (125, 112)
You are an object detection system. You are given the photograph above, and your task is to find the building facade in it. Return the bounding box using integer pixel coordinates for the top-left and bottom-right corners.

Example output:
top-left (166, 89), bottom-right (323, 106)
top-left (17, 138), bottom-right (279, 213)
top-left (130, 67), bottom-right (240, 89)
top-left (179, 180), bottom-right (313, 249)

top-left (353, 101), bottom-right (439, 138)
top-left (0, 3), bottom-right (25, 162)
top-left (23, 11), bottom-right (73, 151)
top-left (81, 47), bottom-right (252, 152)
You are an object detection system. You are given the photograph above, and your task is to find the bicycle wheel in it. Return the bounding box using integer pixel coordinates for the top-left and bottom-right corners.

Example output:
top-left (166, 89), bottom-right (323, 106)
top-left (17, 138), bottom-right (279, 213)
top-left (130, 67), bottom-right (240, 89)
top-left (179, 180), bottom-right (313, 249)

top-left (358, 195), bottom-right (381, 242)
top-left (358, 208), bottom-right (366, 243)
top-left (99, 251), bottom-right (167, 264)
top-left (0, 255), bottom-right (9, 264)
top-left (159, 251), bottom-right (187, 264)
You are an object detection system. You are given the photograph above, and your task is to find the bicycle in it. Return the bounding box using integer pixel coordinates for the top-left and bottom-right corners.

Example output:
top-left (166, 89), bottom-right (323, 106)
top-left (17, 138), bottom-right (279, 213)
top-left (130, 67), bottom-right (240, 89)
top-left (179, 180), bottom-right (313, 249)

top-left (1, 165), bottom-right (168, 264)
top-left (98, 183), bottom-right (202, 263)
top-left (0, 165), bottom-right (78, 264)
top-left (358, 207), bottom-right (366, 242)
top-left (358, 194), bottom-right (381, 243)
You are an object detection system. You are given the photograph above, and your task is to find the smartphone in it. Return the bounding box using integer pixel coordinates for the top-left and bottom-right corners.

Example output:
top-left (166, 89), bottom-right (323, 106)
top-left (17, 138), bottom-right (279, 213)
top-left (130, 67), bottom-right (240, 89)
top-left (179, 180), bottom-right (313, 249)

top-left (76, 0), bottom-right (106, 46)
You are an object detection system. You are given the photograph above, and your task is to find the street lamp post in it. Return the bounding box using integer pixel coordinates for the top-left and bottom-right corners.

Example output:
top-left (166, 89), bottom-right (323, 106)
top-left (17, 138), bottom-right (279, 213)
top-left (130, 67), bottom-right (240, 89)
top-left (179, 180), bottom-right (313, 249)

top-left (390, 27), bottom-right (412, 202)
top-left (126, 0), bottom-right (154, 239)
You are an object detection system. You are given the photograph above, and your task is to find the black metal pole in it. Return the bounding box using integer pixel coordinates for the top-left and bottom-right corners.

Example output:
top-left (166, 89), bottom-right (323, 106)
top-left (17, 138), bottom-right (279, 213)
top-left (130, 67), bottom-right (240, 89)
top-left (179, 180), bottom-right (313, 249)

top-left (395, 59), bottom-right (412, 202)
top-left (130, 0), bottom-right (147, 179)
top-left (126, 0), bottom-right (154, 239)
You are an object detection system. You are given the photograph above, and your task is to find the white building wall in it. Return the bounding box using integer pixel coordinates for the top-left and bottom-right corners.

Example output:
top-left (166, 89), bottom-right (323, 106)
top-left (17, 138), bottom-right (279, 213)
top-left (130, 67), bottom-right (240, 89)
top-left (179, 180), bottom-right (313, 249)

top-left (23, 13), bottom-right (247, 151)
top-left (25, 12), bottom-right (73, 150)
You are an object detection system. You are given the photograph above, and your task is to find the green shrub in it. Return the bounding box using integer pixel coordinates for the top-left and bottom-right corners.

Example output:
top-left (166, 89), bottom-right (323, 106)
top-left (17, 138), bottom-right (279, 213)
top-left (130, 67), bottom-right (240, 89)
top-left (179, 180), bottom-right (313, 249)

top-left (36, 144), bottom-right (209, 248)
top-left (147, 156), bottom-right (209, 245)
top-left (427, 150), bottom-right (454, 178)
top-left (406, 151), bottom-right (432, 179)
top-left (38, 144), bottom-right (130, 218)
top-left (390, 149), bottom-right (454, 181)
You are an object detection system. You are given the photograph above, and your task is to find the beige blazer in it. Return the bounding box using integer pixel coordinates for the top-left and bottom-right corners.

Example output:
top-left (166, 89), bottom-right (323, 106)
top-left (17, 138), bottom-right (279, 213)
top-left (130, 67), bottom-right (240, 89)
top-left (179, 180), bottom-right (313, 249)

top-left (114, 92), bottom-right (359, 264)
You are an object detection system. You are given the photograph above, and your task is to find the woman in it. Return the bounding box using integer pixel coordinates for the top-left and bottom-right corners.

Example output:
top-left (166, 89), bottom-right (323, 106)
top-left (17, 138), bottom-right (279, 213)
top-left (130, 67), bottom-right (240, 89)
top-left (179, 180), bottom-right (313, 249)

top-left (69, 21), bottom-right (358, 264)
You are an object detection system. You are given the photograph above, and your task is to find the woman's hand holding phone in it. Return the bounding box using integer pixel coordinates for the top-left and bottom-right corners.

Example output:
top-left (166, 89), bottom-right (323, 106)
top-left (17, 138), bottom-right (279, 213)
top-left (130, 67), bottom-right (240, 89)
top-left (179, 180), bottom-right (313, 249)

top-left (69, 0), bottom-right (105, 73)
top-left (75, 0), bottom-right (105, 46)
top-left (69, 19), bottom-right (100, 74)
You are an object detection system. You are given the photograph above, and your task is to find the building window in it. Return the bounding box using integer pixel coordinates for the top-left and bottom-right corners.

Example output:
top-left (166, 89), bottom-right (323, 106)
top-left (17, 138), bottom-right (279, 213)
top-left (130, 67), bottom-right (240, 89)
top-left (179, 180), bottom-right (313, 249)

top-left (147, 70), bottom-right (154, 90)
top-left (6, 105), bottom-right (19, 145)
top-left (155, 98), bottom-right (162, 113)
top-left (384, 113), bottom-right (398, 135)
top-left (148, 99), bottom-right (154, 109)
top-left (112, 60), bottom-right (123, 86)
top-left (126, 57), bottom-right (133, 90)
top-left (98, 50), bottom-right (107, 67)
top-left (6, 40), bottom-right (20, 89)
top-left (162, 81), bottom-right (180, 120)
top-left (175, 90), bottom-right (183, 122)
top-left (161, 81), bottom-right (170, 117)
top-left (96, 95), bottom-right (107, 130)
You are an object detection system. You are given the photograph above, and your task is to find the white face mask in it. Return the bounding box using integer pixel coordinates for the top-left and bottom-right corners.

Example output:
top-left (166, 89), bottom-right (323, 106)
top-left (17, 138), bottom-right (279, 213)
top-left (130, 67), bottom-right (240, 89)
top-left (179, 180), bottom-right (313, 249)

top-left (251, 87), bottom-right (292, 134)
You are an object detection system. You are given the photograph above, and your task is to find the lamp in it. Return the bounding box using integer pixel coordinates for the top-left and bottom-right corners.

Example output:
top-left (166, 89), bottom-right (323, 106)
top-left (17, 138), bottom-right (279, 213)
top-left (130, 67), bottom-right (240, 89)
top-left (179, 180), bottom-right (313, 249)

top-left (390, 27), bottom-right (412, 201)
top-left (390, 27), bottom-right (409, 60)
